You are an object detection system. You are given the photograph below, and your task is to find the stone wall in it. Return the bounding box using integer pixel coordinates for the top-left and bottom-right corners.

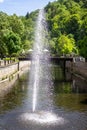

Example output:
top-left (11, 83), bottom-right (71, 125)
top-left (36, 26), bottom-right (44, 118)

top-left (0, 61), bottom-right (31, 81)
top-left (66, 60), bottom-right (87, 80)
top-left (0, 74), bottom-right (18, 97)
top-left (73, 62), bottom-right (87, 79)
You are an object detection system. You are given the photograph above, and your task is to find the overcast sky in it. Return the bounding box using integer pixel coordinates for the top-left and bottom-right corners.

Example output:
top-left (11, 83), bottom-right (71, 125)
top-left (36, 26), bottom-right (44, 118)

top-left (0, 0), bottom-right (55, 16)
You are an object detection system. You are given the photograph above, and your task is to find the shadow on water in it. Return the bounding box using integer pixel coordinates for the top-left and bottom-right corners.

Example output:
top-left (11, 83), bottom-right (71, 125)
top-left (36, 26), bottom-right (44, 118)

top-left (80, 99), bottom-right (87, 104)
top-left (0, 71), bottom-right (29, 114)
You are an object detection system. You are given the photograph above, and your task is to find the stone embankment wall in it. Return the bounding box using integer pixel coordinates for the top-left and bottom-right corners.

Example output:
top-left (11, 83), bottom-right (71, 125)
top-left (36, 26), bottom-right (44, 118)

top-left (0, 61), bottom-right (31, 97)
top-left (66, 60), bottom-right (87, 80)
top-left (73, 62), bottom-right (87, 80)
top-left (0, 61), bottom-right (31, 81)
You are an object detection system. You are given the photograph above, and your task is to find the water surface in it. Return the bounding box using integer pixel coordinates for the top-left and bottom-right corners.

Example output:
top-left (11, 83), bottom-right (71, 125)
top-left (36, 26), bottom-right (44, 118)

top-left (0, 65), bottom-right (87, 130)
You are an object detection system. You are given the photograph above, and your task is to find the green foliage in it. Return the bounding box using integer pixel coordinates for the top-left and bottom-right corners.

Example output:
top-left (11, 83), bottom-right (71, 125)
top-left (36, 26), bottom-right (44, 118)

top-left (9, 14), bottom-right (24, 35)
top-left (65, 14), bottom-right (81, 40)
top-left (0, 30), bottom-right (8, 58)
top-left (25, 12), bottom-right (30, 19)
top-left (5, 31), bottom-right (22, 56)
top-left (0, 10), bottom-right (38, 58)
top-left (57, 34), bottom-right (77, 55)
top-left (0, 12), bottom-right (9, 30)
top-left (78, 36), bottom-right (87, 58)
top-left (0, 0), bottom-right (87, 58)
top-left (45, 0), bottom-right (87, 58)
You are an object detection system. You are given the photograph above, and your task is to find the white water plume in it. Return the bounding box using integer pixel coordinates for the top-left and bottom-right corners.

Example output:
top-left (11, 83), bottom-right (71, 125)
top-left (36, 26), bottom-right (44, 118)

top-left (20, 111), bottom-right (65, 125)
top-left (29, 9), bottom-right (50, 112)
top-left (20, 9), bottom-right (67, 126)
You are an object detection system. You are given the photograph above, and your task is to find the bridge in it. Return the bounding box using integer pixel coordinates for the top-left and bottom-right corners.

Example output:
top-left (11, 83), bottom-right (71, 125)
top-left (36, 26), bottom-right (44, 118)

top-left (50, 57), bottom-right (73, 71)
top-left (50, 57), bottom-right (73, 62)
top-left (19, 57), bottom-right (73, 70)
top-left (19, 56), bottom-right (73, 61)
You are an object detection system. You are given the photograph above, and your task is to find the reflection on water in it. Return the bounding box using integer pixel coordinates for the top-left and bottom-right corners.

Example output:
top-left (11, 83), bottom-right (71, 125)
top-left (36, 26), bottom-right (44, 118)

top-left (52, 65), bottom-right (87, 112)
top-left (0, 72), bottom-right (29, 114)
top-left (0, 65), bottom-right (87, 130)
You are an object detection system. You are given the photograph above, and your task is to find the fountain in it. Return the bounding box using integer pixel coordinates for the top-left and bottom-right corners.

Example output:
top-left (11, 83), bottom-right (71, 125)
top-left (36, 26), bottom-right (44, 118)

top-left (0, 9), bottom-right (87, 130)
top-left (20, 9), bottom-right (65, 125)
top-left (31, 9), bottom-right (50, 112)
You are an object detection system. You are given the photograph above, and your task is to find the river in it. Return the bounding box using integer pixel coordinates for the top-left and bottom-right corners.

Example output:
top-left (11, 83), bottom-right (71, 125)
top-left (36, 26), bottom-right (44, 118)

top-left (0, 64), bottom-right (87, 130)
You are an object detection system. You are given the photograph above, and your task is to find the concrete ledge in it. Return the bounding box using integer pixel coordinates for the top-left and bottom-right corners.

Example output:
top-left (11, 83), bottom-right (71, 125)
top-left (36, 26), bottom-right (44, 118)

top-left (73, 62), bottom-right (87, 80)
top-left (0, 61), bottom-right (31, 82)
top-left (0, 61), bottom-right (30, 97)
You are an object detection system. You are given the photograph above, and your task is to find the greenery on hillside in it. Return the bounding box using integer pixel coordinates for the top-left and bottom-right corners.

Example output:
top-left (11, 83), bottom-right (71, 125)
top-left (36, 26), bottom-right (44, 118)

top-left (0, 0), bottom-right (87, 58)
top-left (45, 0), bottom-right (87, 57)
top-left (0, 10), bottom-right (39, 59)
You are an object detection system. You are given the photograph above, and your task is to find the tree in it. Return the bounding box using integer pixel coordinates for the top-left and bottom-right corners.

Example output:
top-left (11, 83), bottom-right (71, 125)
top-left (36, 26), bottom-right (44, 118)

top-left (79, 16), bottom-right (87, 39)
top-left (57, 35), bottom-right (77, 55)
top-left (5, 31), bottom-right (22, 57)
top-left (49, 38), bottom-right (58, 55)
top-left (25, 12), bottom-right (30, 19)
top-left (0, 11), bottom-right (9, 30)
top-left (9, 14), bottom-right (24, 36)
top-left (65, 14), bottom-right (81, 41)
top-left (78, 36), bottom-right (87, 58)
top-left (0, 30), bottom-right (8, 58)
top-left (45, 0), bottom-right (87, 57)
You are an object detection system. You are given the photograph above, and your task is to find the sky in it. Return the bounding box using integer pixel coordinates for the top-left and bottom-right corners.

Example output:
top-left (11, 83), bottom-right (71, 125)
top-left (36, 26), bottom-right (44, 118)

top-left (0, 0), bottom-right (55, 16)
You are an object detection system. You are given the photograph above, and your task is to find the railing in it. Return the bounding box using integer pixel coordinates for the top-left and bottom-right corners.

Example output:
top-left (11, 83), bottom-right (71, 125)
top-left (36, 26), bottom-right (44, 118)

top-left (0, 60), bottom-right (16, 67)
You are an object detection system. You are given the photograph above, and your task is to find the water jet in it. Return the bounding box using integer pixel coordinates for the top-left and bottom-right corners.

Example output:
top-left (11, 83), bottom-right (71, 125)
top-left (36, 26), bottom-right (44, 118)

top-left (20, 9), bottom-right (66, 126)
